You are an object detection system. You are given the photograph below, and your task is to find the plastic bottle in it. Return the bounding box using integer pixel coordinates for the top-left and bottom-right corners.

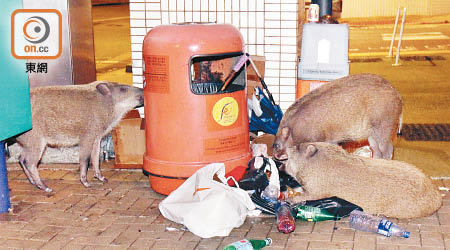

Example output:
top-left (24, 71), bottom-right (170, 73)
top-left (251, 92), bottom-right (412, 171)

top-left (223, 238), bottom-right (272, 250)
top-left (275, 201), bottom-right (296, 234)
top-left (261, 184), bottom-right (279, 203)
top-left (349, 210), bottom-right (410, 238)
top-left (296, 205), bottom-right (339, 222)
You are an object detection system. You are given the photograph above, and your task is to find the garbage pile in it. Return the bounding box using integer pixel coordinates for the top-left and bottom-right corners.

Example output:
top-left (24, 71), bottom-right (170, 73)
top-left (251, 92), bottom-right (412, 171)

top-left (158, 142), bottom-right (410, 241)
top-left (156, 53), bottom-right (412, 243)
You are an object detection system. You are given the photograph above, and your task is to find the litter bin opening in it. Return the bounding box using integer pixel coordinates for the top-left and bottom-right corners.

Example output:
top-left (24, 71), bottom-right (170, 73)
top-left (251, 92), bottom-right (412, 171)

top-left (190, 52), bottom-right (246, 95)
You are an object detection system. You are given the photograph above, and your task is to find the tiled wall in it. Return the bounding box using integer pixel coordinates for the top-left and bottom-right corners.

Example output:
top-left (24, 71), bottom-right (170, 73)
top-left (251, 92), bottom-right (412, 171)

top-left (129, 0), bottom-right (299, 111)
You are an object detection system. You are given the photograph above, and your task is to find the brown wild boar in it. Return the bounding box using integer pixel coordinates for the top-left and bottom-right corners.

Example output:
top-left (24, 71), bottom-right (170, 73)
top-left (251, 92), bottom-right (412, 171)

top-left (273, 73), bottom-right (402, 160)
top-left (285, 142), bottom-right (442, 219)
top-left (15, 81), bottom-right (144, 192)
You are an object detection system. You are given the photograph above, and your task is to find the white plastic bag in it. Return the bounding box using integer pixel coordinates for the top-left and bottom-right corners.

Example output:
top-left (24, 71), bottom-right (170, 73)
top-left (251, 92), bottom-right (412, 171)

top-left (159, 163), bottom-right (256, 238)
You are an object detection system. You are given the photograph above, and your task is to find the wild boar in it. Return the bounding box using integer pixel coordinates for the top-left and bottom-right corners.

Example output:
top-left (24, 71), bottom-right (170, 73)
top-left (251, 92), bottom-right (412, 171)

top-left (285, 142), bottom-right (442, 219)
top-left (273, 73), bottom-right (402, 160)
top-left (15, 81), bottom-right (144, 192)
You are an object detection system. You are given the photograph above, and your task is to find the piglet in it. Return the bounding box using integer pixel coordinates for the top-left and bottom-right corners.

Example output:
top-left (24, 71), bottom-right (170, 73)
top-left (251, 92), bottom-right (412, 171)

top-left (16, 81), bottom-right (144, 192)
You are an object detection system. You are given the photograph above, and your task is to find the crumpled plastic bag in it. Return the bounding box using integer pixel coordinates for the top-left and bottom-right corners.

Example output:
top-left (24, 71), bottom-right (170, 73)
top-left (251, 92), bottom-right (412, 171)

top-left (159, 163), bottom-right (256, 238)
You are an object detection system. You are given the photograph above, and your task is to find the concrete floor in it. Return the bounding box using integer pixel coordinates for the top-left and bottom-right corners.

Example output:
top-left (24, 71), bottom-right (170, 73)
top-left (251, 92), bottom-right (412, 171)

top-left (1, 4), bottom-right (449, 250)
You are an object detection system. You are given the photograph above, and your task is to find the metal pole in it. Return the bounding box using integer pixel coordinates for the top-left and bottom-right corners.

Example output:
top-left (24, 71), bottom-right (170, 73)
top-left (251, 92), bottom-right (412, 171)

top-left (0, 141), bottom-right (11, 213)
top-left (388, 7), bottom-right (401, 57)
top-left (393, 7), bottom-right (407, 66)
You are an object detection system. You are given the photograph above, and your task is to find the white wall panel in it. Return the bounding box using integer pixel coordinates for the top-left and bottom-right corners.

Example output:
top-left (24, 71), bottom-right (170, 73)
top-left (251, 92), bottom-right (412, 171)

top-left (129, 0), bottom-right (300, 111)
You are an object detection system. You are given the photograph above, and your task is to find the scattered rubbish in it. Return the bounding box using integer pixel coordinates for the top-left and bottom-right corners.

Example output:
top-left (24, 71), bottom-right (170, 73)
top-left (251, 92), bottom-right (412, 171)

top-left (100, 133), bottom-right (115, 162)
top-left (223, 238), bottom-right (272, 250)
top-left (239, 155), bottom-right (301, 199)
top-left (298, 196), bottom-right (363, 220)
top-left (250, 192), bottom-right (277, 215)
top-left (261, 184), bottom-right (280, 203)
top-left (349, 210), bottom-right (410, 238)
top-left (275, 201), bottom-right (296, 234)
top-left (248, 87), bottom-right (283, 135)
top-left (159, 163), bottom-right (256, 238)
top-left (225, 165), bottom-right (249, 186)
top-left (275, 160), bottom-right (303, 194)
top-left (296, 205), bottom-right (339, 222)
top-left (165, 226), bottom-right (189, 232)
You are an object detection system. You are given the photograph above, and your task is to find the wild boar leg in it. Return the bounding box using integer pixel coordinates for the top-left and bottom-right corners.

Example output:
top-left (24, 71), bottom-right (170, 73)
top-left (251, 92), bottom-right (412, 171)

top-left (18, 155), bottom-right (35, 185)
top-left (379, 140), bottom-right (394, 160)
top-left (368, 136), bottom-right (382, 159)
top-left (19, 141), bottom-right (52, 192)
top-left (79, 137), bottom-right (94, 187)
top-left (370, 122), bottom-right (395, 159)
top-left (378, 121), bottom-right (395, 159)
top-left (91, 137), bottom-right (107, 183)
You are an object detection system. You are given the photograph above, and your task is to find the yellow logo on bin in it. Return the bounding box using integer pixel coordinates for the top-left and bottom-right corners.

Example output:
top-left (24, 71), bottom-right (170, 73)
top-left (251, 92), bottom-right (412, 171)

top-left (212, 97), bottom-right (239, 127)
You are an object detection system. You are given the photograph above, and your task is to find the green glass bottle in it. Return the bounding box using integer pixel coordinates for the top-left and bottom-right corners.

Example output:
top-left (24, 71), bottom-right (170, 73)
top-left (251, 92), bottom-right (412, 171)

top-left (223, 238), bottom-right (272, 250)
top-left (296, 205), bottom-right (339, 222)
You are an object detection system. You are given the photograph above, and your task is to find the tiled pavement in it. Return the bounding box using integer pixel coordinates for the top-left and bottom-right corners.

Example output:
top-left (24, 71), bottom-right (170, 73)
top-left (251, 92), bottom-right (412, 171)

top-left (1, 162), bottom-right (450, 250)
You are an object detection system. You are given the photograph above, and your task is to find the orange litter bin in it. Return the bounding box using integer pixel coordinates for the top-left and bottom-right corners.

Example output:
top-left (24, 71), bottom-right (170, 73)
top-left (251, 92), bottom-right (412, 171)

top-left (142, 23), bottom-right (252, 195)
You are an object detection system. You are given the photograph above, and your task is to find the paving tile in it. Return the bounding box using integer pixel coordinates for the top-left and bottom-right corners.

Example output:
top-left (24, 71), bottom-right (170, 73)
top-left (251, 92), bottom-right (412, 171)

top-left (331, 227), bottom-right (355, 243)
top-left (128, 197), bottom-right (154, 211)
top-left (292, 232), bottom-right (332, 242)
top-left (31, 225), bottom-right (65, 241)
top-left (438, 212), bottom-right (450, 225)
top-left (267, 231), bottom-right (289, 248)
top-left (312, 221), bottom-right (336, 233)
top-left (0, 228), bottom-right (35, 240)
top-left (128, 238), bottom-right (155, 250)
top-left (71, 235), bottom-right (116, 245)
top-left (39, 234), bottom-right (73, 250)
top-left (0, 238), bottom-right (45, 249)
top-left (294, 221), bottom-right (314, 233)
top-left (307, 240), bottom-right (353, 249)
top-left (376, 244), bottom-right (399, 250)
top-left (398, 246), bottom-right (423, 250)
top-left (420, 231), bottom-right (445, 248)
top-left (124, 171), bottom-right (147, 182)
top-left (353, 234), bottom-right (376, 250)
top-left (61, 241), bottom-right (85, 250)
top-left (111, 229), bottom-right (141, 247)
top-left (83, 245), bottom-right (127, 250)
top-left (196, 238), bottom-right (223, 250)
top-left (138, 230), bottom-right (184, 240)
top-left (151, 239), bottom-right (198, 250)
top-left (179, 231), bottom-right (203, 242)
top-left (285, 239), bottom-right (309, 250)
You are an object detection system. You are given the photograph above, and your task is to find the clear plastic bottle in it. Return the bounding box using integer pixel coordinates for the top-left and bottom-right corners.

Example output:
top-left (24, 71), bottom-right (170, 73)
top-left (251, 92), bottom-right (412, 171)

top-left (223, 238), bottom-right (272, 250)
top-left (349, 210), bottom-right (410, 238)
top-left (261, 184), bottom-right (279, 203)
top-left (275, 201), bottom-right (296, 234)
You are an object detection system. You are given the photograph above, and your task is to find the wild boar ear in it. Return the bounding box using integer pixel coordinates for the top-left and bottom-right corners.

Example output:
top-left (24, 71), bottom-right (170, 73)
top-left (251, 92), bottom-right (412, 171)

top-left (305, 144), bottom-right (318, 158)
top-left (280, 127), bottom-right (290, 140)
top-left (96, 83), bottom-right (111, 96)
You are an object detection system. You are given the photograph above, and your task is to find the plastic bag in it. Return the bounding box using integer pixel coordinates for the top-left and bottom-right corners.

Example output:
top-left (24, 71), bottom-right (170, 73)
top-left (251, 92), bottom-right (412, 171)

top-left (248, 87), bottom-right (283, 135)
top-left (159, 163), bottom-right (256, 238)
top-left (302, 196), bottom-right (363, 219)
